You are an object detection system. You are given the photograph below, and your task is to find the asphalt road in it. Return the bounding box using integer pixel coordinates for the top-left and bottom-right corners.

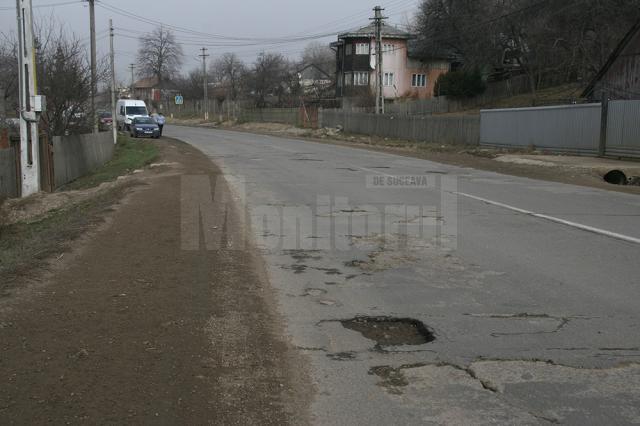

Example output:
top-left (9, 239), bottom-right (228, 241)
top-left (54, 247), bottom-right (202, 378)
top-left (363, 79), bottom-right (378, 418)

top-left (166, 125), bottom-right (640, 425)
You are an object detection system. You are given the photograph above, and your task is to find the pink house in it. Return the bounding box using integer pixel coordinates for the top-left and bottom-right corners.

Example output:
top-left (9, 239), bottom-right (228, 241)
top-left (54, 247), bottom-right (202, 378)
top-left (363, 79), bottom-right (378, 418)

top-left (331, 23), bottom-right (451, 101)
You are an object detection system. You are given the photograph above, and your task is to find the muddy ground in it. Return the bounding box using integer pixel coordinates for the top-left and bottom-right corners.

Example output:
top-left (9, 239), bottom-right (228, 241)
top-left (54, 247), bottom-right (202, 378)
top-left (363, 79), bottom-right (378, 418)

top-left (0, 138), bottom-right (310, 424)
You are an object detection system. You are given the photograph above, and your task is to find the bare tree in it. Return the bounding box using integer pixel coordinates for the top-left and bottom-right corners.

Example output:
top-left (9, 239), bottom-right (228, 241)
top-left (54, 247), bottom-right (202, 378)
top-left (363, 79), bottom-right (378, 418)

top-left (301, 42), bottom-right (335, 78)
top-left (36, 27), bottom-right (94, 136)
top-left (211, 53), bottom-right (246, 101)
top-left (414, 0), bottom-right (640, 99)
top-left (174, 67), bottom-right (204, 100)
top-left (137, 26), bottom-right (183, 85)
top-left (0, 33), bottom-right (18, 118)
top-left (248, 52), bottom-right (292, 107)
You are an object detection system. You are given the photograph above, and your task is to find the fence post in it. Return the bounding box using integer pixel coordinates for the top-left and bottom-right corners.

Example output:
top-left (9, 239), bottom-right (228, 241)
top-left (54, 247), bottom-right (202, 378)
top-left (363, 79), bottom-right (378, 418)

top-left (598, 97), bottom-right (609, 157)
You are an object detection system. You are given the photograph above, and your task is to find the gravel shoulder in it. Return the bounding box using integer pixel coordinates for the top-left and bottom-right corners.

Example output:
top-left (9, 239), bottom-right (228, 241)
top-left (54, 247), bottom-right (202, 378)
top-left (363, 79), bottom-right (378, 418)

top-left (0, 137), bottom-right (310, 424)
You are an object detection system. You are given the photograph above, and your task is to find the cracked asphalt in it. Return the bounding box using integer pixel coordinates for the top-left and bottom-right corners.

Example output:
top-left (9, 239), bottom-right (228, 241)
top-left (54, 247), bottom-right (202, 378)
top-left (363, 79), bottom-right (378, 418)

top-left (166, 126), bottom-right (640, 425)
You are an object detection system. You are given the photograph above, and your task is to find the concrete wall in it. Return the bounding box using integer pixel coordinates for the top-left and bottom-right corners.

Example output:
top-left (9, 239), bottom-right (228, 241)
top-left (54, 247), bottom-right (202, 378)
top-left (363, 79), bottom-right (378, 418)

top-left (321, 109), bottom-right (480, 145)
top-left (480, 104), bottom-right (602, 155)
top-left (0, 147), bottom-right (17, 198)
top-left (53, 131), bottom-right (114, 188)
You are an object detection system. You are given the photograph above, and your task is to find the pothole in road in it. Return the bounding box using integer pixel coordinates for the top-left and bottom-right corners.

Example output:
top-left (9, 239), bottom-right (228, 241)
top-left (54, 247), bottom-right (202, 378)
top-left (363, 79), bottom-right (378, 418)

top-left (341, 316), bottom-right (435, 346)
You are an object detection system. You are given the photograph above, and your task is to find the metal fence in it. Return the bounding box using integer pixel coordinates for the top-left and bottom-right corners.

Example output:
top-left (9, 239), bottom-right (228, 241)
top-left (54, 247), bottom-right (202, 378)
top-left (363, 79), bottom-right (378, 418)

top-left (321, 109), bottom-right (480, 145)
top-left (238, 108), bottom-right (302, 127)
top-left (480, 104), bottom-right (602, 154)
top-left (606, 100), bottom-right (640, 158)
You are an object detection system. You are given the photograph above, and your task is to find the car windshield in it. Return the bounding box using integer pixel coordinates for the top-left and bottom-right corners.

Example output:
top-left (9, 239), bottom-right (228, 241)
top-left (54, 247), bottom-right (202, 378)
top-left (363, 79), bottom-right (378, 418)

top-left (134, 117), bottom-right (155, 124)
top-left (126, 106), bottom-right (147, 115)
top-left (99, 112), bottom-right (111, 118)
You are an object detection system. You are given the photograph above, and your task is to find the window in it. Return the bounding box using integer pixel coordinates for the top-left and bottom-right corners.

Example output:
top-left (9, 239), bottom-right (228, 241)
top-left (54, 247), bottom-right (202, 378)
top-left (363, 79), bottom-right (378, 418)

top-left (355, 43), bottom-right (370, 55)
top-left (345, 44), bottom-right (352, 56)
top-left (383, 72), bottom-right (395, 87)
top-left (354, 72), bottom-right (369, 86)
top-left (344, 72), bottom-right (353, 86)
top-left (126, 106), bottom-right (148, 116)
top-left (383, 43), bottom-right (395, 53)
top-left (411, 74), bottom-right (427, 87)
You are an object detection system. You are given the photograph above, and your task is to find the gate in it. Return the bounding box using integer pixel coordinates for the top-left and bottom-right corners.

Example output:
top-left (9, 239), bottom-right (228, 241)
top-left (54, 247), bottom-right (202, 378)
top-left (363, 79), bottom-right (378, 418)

top-left (299, 104), bottom-right (319, 129)
top-left (39, 133), bottom-right (55, 192)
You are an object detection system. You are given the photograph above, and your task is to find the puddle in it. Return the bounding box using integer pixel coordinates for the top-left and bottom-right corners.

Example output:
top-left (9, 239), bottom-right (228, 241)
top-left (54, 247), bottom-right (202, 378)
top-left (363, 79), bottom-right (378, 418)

top-left (341, 316), bottom-right (435, 346)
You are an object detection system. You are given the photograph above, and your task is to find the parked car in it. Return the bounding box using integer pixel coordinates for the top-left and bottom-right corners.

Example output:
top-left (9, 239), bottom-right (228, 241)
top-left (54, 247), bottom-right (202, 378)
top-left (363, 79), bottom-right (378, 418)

top-left (98, 111), bottom-right (113, 131)
top-left (129, 116), bottom-right (160, 139)
top-left (116, 99), bottom-right (149, 131)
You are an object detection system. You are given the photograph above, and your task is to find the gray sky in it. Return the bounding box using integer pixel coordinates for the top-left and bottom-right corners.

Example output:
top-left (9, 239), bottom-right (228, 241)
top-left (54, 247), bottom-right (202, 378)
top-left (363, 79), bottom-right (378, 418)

top-left (0, 0), bottom-right (419, 83)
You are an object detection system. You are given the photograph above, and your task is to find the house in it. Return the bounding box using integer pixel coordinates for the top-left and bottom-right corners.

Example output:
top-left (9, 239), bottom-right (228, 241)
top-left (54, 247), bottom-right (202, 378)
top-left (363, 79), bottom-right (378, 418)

top-left (131, 76), bottom-right (178, 107)
top-left (330, 23), bottom-right (451, 101)
top-left (583, 20), bottom-right (640, 101)
top-left (296, 64), bottom-right (334, 99)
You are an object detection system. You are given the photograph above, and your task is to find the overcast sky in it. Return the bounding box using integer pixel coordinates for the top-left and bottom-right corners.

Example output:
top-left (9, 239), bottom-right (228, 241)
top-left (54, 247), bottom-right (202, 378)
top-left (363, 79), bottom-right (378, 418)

top-left (0, 0), bottom-right (419, 83)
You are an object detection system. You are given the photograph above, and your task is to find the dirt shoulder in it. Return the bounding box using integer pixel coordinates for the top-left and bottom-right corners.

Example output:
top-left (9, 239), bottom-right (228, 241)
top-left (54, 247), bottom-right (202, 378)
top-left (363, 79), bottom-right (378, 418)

top-left (170, 119), bottom-right (640, 195)
top-left (0, 138), bottom-right (310, 424)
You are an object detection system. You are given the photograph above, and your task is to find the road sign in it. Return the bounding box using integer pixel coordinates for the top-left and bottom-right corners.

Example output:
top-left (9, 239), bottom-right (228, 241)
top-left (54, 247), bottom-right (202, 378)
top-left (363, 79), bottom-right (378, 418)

top-left (175, 95), bottom-right (184, 105)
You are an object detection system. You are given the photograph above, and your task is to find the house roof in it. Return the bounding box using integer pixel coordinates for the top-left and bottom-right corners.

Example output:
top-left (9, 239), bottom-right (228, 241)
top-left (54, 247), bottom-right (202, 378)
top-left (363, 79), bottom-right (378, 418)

top-left (297, 63), bottom-right (332, 80)
top-left (582, 20), bottom-right (640, 98)
top-left (133, 76), bottom-right (160, 89)
top-left (337, 22), bottom-right (413, 40)
top-left (133, 76), bottom-right (179, 91)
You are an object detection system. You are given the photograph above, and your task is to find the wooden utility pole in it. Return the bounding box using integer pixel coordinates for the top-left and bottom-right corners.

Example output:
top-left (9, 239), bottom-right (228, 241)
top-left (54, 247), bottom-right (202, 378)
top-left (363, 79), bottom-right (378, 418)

top-left (598, 96), bottom-right (609, 157)
top-left (199, 47), bottom-right (210, 121)
top-left (88, 0), bottom-right (98, 133)
top-left (109, 19), bottom-right (117, 144)
top-left (372, 6), bottom-right (386, 115)
top-left (129, 64), bottom-right (136, 95)
top-left (15, 0), bottom-right (41, 196)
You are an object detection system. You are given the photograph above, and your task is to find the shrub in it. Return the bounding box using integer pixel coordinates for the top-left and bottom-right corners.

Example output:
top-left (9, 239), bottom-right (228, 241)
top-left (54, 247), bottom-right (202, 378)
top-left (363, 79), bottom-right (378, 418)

top-left (435, 69), bottom-right (487, 98)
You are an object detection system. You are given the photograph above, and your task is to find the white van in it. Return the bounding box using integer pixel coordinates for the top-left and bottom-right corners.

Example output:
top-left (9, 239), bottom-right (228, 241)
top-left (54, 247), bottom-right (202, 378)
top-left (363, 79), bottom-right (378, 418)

top-left (116, 99), bottom-right (149, 131)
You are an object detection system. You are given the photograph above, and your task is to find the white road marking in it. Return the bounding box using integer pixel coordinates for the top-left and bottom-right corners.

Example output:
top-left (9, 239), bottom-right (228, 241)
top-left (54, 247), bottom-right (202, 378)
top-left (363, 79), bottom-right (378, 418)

top-left (455, 192), bottom-right (640, 245)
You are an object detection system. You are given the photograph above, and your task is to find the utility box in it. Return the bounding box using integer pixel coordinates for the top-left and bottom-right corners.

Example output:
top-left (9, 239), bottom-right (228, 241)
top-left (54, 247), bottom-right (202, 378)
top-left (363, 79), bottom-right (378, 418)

top-left (32, 95), bottom-right (46, 113)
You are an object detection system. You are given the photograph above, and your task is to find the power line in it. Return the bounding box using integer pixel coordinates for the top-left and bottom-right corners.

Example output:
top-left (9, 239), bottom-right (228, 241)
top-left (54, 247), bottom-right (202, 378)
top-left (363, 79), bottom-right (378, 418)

top-left (0, 0), bottom-right (81, 11)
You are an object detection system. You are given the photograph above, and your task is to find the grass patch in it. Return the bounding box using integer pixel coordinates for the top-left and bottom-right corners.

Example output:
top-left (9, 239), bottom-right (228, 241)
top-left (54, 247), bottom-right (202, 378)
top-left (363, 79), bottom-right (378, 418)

top-left (63, 133), bottom-right (158, 190)
top-left (0, 184), bottom-right (132, 292)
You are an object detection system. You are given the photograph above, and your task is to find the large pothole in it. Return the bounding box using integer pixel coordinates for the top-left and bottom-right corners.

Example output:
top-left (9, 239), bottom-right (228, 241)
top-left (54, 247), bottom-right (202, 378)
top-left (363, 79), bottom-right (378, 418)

top-left (341, 316), bottom-right (435, 346)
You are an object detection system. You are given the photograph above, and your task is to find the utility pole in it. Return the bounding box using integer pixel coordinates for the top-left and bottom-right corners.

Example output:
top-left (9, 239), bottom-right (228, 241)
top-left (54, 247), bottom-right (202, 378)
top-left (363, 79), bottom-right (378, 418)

top-left (199, 47), bottom-right (210, 121)
top-left (15, 0), bottom-right (42, 197)
top-left (598, 95), bottom-right (609, 157)
top-left (109, 19), bottom-right (117, 144)
top-left (372, 6), bottom-right (386, 115)
top-left (88, 0), bottom-right (98, 133)
top-left (129, 64), bottom-right (136, 96)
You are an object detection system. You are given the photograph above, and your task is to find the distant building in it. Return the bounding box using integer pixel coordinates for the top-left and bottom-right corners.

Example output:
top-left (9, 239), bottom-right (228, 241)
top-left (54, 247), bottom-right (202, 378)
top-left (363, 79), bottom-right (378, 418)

top-left (296, 64), bottom-right (333, 99)
top-left (330, 23), bottom-right (451, 101)
top-left (132, 77), bottom-right (178, 107)
top-left (583, 20), bottom-right (640, 101)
